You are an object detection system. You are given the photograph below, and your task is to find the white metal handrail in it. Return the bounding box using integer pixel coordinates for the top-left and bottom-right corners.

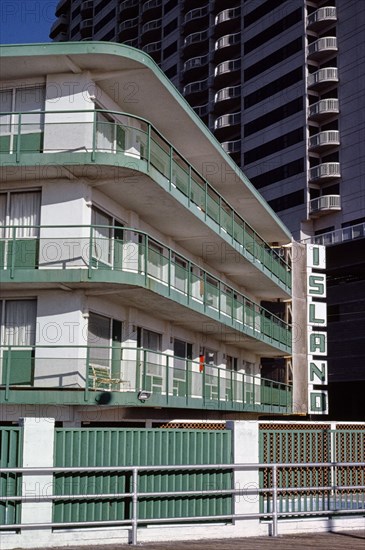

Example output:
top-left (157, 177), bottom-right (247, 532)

top-left (1, 461), bottom-right (364, 544)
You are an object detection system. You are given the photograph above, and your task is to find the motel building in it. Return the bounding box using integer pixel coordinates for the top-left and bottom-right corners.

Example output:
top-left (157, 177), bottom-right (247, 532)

top-left (0, 43), bottom-right (344, 548)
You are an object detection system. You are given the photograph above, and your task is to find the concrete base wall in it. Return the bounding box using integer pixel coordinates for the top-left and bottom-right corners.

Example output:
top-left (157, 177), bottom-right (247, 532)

top-left (1, 516), bottom-right (364, 549)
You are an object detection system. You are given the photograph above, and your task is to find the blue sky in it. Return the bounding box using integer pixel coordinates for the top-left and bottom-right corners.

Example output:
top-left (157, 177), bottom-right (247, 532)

top-left (0, 0), bottom-right (58, 44)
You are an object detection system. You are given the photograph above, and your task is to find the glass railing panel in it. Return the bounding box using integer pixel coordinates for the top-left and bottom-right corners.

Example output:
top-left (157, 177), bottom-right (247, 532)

top-left (205, 279), bottom-right (219, 310)
top-left (1, 345), bottom-right (292, 409)
top-left (150, 135), bottom-right (170, 177)
top-left (1, 109), bottom-right (291, 289)
top-left (190, 176), bottom-right (206, 211)
top-left (171, 156), bottom-right (189, 196)
top-left (206, 191), bottom-right (220, 223)
top-left (1, 225), bottom-right (291, 347)
top-left (171, 259), bottom-right (188, 294)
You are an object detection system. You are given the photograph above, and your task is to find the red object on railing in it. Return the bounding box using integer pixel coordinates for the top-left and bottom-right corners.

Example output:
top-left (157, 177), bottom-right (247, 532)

top-left (199, 354), bottom-right (205, 372)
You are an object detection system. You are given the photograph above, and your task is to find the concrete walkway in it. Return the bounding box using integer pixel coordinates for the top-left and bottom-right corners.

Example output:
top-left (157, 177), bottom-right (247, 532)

top-left (38, 531), bottom-right (365, 550)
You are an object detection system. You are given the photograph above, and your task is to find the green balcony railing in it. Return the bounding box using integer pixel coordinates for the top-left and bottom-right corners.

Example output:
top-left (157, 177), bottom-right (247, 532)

top-left (0, 108), bottom-right (291, 290)
top-left (0, 225), bottom-right (292, 351)
top-left (0, 345), bottom-right (292, 413)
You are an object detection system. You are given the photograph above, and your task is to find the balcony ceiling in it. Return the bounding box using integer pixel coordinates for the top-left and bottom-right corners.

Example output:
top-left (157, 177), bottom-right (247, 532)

top-left (0, 42), bottom-right (292, 244)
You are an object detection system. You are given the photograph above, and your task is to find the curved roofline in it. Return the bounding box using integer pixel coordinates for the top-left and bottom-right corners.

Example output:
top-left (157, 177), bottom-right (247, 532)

top-left (0, 41), bottom-right (292, 241)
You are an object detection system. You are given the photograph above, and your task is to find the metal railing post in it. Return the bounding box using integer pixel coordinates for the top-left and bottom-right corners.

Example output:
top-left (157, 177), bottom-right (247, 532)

top-left (131, 467), bottom-right (138, 545)
top-left (272, 464), bottom-right (278, 537)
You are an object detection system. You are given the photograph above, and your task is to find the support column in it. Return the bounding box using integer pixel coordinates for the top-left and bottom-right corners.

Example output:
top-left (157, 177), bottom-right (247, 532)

top-left (20, 417), bottom-right (55, 532)
top-left (227, 420), bottom-right (260, 534)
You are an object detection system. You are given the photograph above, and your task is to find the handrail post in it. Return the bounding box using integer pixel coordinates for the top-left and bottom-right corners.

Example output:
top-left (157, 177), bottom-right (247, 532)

top-left (131, 467), bottom-right (138, 545)
top-left (92, 110), bottom-right (96, 162)
top-left (272, 464), bottom-right (278, 537)
top-left (168, 248), bottom-right (171, 296)
top-left (144, 234), bottom-right (148, 286)
top-left (166, 354), bottom-right (169, 403)
top-left (188, 165), bottom-right (191, 206)
top-left (88, 225), bottom-right (93, 279)
top-left (16, 113), bottom-right (22, 163)
top-left (10, 226), bottom-right (16, 279)
top-left (85, 345), bottom-right (90, 401)
top-left (5, 347), bottom-right (11, 401)
top-left (169, 145), bottom-right (173, 191)
top-left (147, 123), bottom-right (151, 170)
top-left (204, 180), bottom-right (208, 221)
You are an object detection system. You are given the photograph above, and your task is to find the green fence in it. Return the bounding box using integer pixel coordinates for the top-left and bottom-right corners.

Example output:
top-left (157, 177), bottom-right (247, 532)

top-left (54, 427), bottom-right (233, 525)
top-left (0, 427), bottom-right (22, 528)
top-left (259, 425), bottom-right (365, 516)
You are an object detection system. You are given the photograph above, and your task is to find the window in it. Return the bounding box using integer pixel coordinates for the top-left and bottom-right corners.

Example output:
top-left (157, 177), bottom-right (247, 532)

top-left (244, 67), bottom-right (302, 109)
top-left (0, 190), bottom-right (41, 268)
top-left (165, 64), bottom-right (177, 78)
top-left (163, 18), bottom-right (177, 37)
top-left (137, 327), bottom-right (161, 352)
top-left (174, 338), bottom-right (193, 385)
top-left (91, 206), bottom-right (124, 267)
top-left (163, 41), bottom-right (177, 60)
top-left (250, 158), bottom-right (304, 189)
top-left (0, 86), bottom-right (45, 153)
top-left (88, 312), bottom-right (111, 368)
top-left (244, 38), bottom-right (302, 81)
top-left (244, 0), bottom-right (287, 27)
top-left (226, 355), bottom-right (238, 370)
top-left (268, 190), bottom-right (305, 213)
top-left (244, 9), bottom-right (302, 54)
top-left (91, 207), bottom-right (112, 265)
top-left (0, 299), bottom-right (37, 385)
top-left (244, 128), bottom-right (303, 164)
top-left (244, 98), bottom-right (303, 137)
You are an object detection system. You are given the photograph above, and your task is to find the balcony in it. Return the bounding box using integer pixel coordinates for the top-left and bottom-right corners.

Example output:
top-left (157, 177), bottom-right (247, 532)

top-left (215, 85), bottom-right (241, 104)
top-left (119, 17), bottom-right (138, 37)
top-left (222, 140), bottom-right (241, 155)
top-left (184, 6), bottom-right (209, 32)
top-left (183, 30), bottom-right (209, 57)
top-left (49, 14), bottom-right (68, 39)
top-left (193, 103), bottom-right (209, 117)
top-left (183, 54), bottom-right (209, 74)
top-left (307, 37), bottom-right (337, 60)
top-left (308, 130), bottom-right (340, 151)
top-left (215, 7), bottom-right (241, 34)
top-left (307, 7), bottom-right (337, 30)
top-left (309, 195), bottom-right (341, 216)
top-left (214, 59), bottom-right (241, 85)
top-left (309, 162), bottom-right (341, 182)
top-left (125, 38), bottom-right (139, 48)
top-left (215, 7), bottom-right (240, 26)
top-left (0, 108), bottom-right (291, 293)
top-left (307, 68), bottom-right (338, 90)
top-left (80, 0), bottom-right (93, 15)
top-left (215, 33), bottom-right (241, 60)
top-left (0, 345), bottom-right (292, 413)
top-left (308, 98), bottom-right (339, 121)
top-left (119, 0), bottom-right (139, 13)
top-left (0, 225), bottom-right (292, 353)
top-left (142, 41), bottom-right (161, 54)
top-left (142, 0), bottom-right (162, 16)
top-left (141, 19), bottom-right (161, 41)
top-left (183, 78), bottom-right (209, 97)
top-left (214, 112), bottom-right (241, 130)
top-left (304, 222), bottom-right (365, 246)
top-left (55, 0), bottom-right (70, 17)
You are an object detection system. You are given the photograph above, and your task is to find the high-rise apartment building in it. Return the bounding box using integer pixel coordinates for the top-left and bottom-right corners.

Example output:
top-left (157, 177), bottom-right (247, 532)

top-left (49, 0), bottom-right (364, 418)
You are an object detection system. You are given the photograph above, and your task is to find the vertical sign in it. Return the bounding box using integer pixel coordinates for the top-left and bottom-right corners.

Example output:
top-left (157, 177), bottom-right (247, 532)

top-left (306, 244), bottom-right (328, 414)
